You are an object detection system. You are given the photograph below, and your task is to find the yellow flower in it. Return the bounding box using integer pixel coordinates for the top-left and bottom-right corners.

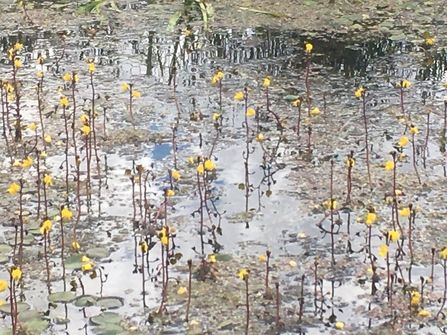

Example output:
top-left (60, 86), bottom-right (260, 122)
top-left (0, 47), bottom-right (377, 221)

top-left (8, 94), bottom-right (15, 101)
top-left (197, 164), bottom-right (204, 175)
top-left (293, 99), bottom-right (300, 107)
top-left (388, 231), bottom-right (399, 242)
top-left (185, 29), bottom-right (191, 37)
top-left (256, 133), bottom-right (264, 141)
top-left (345, 157), bottom-right (355, 168)
top-left (63, 73), bottom-right (71, 81)
top-left (74, 74), bottom-right (79, 82)
top-left (263, 78), bottom-right (270, 87)
top-left (60, 96), bottom-right (68, 107)
top-left (204, 160), bottom-right (215, 171)
top-left (259, 254), bottom-right (267, 262)
top-left (29, 123), bottom-right (36, 131)
top-left (171, 169), bottom-right (180, 180)
top-left (43, 174), bottom-right (53, 187)
top-left (289, 260), bottom-right (297, 267)
top-left (13, 160), bottom-right (22, 167)
top-left (212, 113), bottom-right (220, 121)
top-left (323, 199), bottom-right (337, 210)
top-left (211, 75), bottom-right (219, 84)
top-left (40, 220), bottom-right (52, 235)
top-left (88, 62), bottom-right (95, 73)
top-left (355, 87), bottom-right (365, 98)
top-left (216, 71), bottom-right (223, 80)
top-left (395, 189), bottom-right (404, 196)
top-left (234, 91), bottom-right (244, 101)
top-left (121, 83), bottom-right (129, 91)
top-left (410, 125), bottom-right (418, 135)
top-left (238, 269), bottom-right (249, 280)
top-left (209, 254), bottom-right (216, 263)
top-left (378, 244), bottom-right (388, 258)
top-left (80, 114), bottom-right (89, 124)
top-left (399, 207), bottom-right (410, 217)
top-left (11, 268), bottom-right (22, 281)
top-left (22, 156), bottom-right (33, 168)
top-left (442, 248), bottom-right (447, 260)
top-left (426, 38), bottom-right (435, 45)
top-left (305, 42), bottom-right (313, 53)
top-left (61, 207), bottom-right (73, 220)
top-left (246, 108), bottom-right (256, 117)
top-left (132, 90), bottom-right (141, 98)
top-left (81, 256), bottom-right (90, 262)
top-left (36, 71), bottom-right (43, 78)
top-left (161, 236), bottom-right (169, 246)
top-left (411, 291), bottom-right (420, 305)
top-left (177, 286), bottom-right (188, 295)
top-left (72, 241), bottom-right (81, 251)
top-left (418, 310), bottom-right (430, 317)
top-left (399, 79), bottom-right (411, 88)
top-left (82, 125), bottom-right (91, 136)
top-left (37, 55), bottom-right (45, 64)
top-left (40, 151), bottom-right (47, 158)
top-left (398, 136), bottom-right (409, 147)
top-left (365, 212), bottom-right (376, 225)
top-left (82, 262), bottom-right (94, 272)
top-left (140, 242), bottom-right (148, 253)
top-left (0, 280), bottom-right (8, 292)
top-left (384, 160), bottom-right (394, 171)
top-left (44, 135), bottom-right (52, 143)
top-left (167, 189), bottom-right (175, 197)
top-left (14, 58), bottom-right (22, 68)
top-left (311, 107), bottom-right (320, 115)
top-left (335, 322), bottom-right (344, 330)
top-left (14, 42), bottom-right (23, 50)
top-left (188, 156), bottom-right (195, 164)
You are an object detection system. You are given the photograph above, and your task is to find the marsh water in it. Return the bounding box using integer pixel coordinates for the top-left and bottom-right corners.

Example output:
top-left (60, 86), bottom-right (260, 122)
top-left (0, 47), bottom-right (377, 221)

top-left (1, 0), bottom-right (447, 334)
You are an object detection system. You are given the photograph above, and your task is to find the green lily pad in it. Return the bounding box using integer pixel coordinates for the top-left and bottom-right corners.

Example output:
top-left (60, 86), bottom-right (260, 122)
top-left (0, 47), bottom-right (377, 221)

top-left (0, 302), bottom-right (30, 314)
top-left (74, 295), bottom-right (97, 307)
top-left (18, 309), bottom-right (43, 322)
top-left (48, 291), bottom-right (75, 303)
top-left (65, 254), bottom-right (85, 269)
top-left (0, 255), bottom-right (8, 264)
top-left (21, 317), bottom-right (49, 334)
top-left (0, 244), bottom-right (12, 253)
top-left (284, 95), bottom-right (300, 101)
top-left (86, 247), bottom-right (110, 259)
top-left (215, 253), bottom-right (232, 262)
top-left (54, 317), bottom-right (70, 324)
top-left (97, 297), bottom-right (124, 310)
top-left (90, 312), bottom-right (122, 326)
top-left (93, 323), bottom-right (124, 335)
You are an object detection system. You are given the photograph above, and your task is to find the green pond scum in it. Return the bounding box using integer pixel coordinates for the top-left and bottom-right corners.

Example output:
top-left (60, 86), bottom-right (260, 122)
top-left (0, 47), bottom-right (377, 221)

top-left (1, 0), bottom-right (447, 334)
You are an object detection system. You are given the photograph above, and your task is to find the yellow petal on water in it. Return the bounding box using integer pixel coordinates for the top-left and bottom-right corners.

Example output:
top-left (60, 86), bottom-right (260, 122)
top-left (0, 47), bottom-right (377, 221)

top-left (177, 286), bottom-right (188, 295)
top-left (289, 260), bottom-right (297, 267)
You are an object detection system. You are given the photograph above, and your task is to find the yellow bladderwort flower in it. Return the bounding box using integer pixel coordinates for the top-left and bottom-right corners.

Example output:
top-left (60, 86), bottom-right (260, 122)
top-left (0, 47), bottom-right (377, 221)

top-left (418, 310), bottom-right (430, 317)
top-left (323, 199), bottom-right (337, 210)
top-left (140, 242), bottom-right (148, 253)
top-left (166, 189), bottom-right (175, 197)
top-left (36, 71), bottom-right (43, 78)
top-left (216, 71), bottom-right (223, 80)
top-left (8, 94), bottom-right (14, 101)
top-left (234, 91), bottom-right (244, 101)
top-left (82, 262), bottom-right (94, 272)
top-left (81, 256), bottom-right (90, 262)
top-left (411, 291), bottom-right (420, 305)
top-left (209, 254), bottom-right (216, 263)
top-left (43, 174), bottom-right (53, 187)
top-left (187, 156), bottom-right (195, 164)
top-left (14, 42), bottom-right (23, 50)
top-left (40, 220), bottom-right (52, 235)
top-left (0, 280), bottom-right (8, 292)
top-left (204, 160), bottom-right (215, 171)
top-left (259, 254), bottom-right (267, 262)
top-left (37, 55), bottom-right (45, 65)
top-left (263, 78), bottom-right (270, 87)
top-left (399, 207), bottom-right (410, 217)
top-left (311, 107), bottom-right (320, 115)
top-left (177, 286), bottom-right (188, 295)
top-left (385, 160), bottom-right (394, 171)
top-left (379, 244), bottom-right (388, 258)
top-left (256, 133), bottom-right (264, 141)
top-left (410, 125), bottom-right (418, 135)
top-left (442, 248), bottom-right (447, 260)
top-left (88, 62), bottom-right (95, 73)
top-left (14, 58), bottom-right (22, 68)
top-left (399, 79), bottom-right (411, 88)
top-left (40, 151), bottom-right (47, 158)
top-left (246, 108), bottom-right (256, 117)
top-left (197, 164), bottom-right (204, 175)
top-left (121, 83), bottom-right (129, 91)
top-left (388, 230), bottom-right (399, 242)
top-left (355, 87), bottom-right (365, 98)
top-left (238, 269), bottom-right (249, 280)
top-left (171, 169), bottom-right (180, 180)
top-left (132, 90), bottom-right (141, 98)
top-left (72, 241), bottom-right (81, 251)
top-left (185, 29), bottom-right (191, 37)
top-left (29, 123), bottom-right (36, 131)
top-left (61, 207), bottom-right (73, 220)
top-left (426, 38), bottom-right (435, 45)
top-left (345, 157), bottom-right (355, 168)
top-left (44, 135), bottom-right (52, 143)
top-left (212, 113), bottom-right (220, 121)
top-left (63, 73), bottom-right (71, 81)
top-left (22, 156), bottom-right (33, 168)
top-left (11, 268), bottom-right (22, 281)
top-left (335, 322), bottom-right (345, 330)
top-left (60, 96), bottom-right (68, 107)
top-left (398, 136), bottom-right (409, 147)
top-left (304, 42), bottom-right (313, 53)
top-left (293, 99), bottom-right (300, 107)
top-left (80, 114), bottom-right (89, 124)
top-left (7, 182), bottom-right (20, 195)
top-left (161, 236), bottom-right (169, 246)
top-left (13, 160), bottom-right (22, 167)
top-left (73, 74), bottom-right (79, 82)
top-left (82, 125), bottom-right (91, 136)
top-left (365, 212), bottom-right (376, 225)
top-left (211, 75), bottom-right (219, 84)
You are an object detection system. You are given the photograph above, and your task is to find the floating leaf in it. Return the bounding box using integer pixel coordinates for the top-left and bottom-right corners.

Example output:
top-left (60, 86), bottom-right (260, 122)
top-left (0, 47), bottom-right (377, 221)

top-left (48, 291), bottom-right (75, 303)
top-left (18, 310), bottom-right (43, 322)
top-left (74, 295), bottom-right (97, 307)
top-left (90, 312), bottom-right (122, 326)
top-left (0, 255), bottom-right (8, 264)
top-left (86, 247), bottom-right (110, 259)
top-left (65, 254), bottom-right (86, 269)
top-left (93, 323), bottom-right (124, 335)
top-left (284, 95), bottom-right (300, 101)
top-left (96, 297), bottom-right (124, 310)
top-left (215, 254), bottom-right (232, 262)
top-left (0, 302), bottom-right (30, 314)
top-left (21, 318), bottom-right (49, 335)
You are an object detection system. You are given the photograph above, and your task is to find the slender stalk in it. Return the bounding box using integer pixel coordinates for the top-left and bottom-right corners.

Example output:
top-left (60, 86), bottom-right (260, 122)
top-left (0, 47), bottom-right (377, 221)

top-left (361, 92), bottom-right (372, 188)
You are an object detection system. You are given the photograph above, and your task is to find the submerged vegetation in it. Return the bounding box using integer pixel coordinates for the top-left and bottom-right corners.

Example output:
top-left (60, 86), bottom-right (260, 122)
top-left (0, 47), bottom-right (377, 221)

top-left (1, 0), bottom-right (447, 334)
